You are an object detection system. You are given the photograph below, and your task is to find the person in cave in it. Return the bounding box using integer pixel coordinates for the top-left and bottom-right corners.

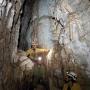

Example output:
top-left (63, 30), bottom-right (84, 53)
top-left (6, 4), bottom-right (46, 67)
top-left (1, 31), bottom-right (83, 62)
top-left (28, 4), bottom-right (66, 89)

top-left (26, 42), bottom-right (37, 61)
top-left (26, 42), bottom-right (49, 90)
top-left (63, 72), bottom-right (81, 90)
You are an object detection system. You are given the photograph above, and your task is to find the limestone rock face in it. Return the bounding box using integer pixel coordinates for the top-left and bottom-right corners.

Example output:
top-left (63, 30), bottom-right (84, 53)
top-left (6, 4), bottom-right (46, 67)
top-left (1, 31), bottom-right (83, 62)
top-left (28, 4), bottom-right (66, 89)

top-left (18, 0), bottom-right (90, 76)
top-left (0, 0), bottom-right (90, 90)
top-left (0, 0), bottom-right (22, 89)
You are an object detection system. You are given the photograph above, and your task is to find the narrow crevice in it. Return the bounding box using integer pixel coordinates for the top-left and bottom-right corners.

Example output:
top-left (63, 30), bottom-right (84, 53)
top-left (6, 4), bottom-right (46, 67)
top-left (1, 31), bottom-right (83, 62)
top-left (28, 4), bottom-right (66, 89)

top-left (18, 0), bottom-right (36, 50)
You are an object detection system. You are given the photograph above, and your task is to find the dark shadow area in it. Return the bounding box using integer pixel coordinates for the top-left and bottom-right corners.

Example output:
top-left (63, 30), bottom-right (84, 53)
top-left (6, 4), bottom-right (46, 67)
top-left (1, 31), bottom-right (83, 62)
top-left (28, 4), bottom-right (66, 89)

top-left (18, 0), bottom-right (36, 50)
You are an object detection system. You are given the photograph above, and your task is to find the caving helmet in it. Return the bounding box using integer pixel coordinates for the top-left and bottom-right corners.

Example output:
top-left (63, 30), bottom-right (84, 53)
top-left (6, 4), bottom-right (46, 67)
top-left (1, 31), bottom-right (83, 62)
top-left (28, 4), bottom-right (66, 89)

top-left (67, 72), bottom-right (77, 81)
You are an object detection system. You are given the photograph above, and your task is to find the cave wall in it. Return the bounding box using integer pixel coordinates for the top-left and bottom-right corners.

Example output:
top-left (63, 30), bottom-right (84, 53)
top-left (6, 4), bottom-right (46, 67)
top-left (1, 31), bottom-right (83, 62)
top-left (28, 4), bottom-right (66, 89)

top-left (67, 0), bottom-right (90, 77)
top-left (18, 0), bottom-right (36, 50)
top-left (26, 0), bottom-right (54, 49)
top-left (0, 0), bottom-right (21, 89)
top-left (17, 0), bottom-right (90, 76)
top-left (68, 0), bottom-right (90, 46)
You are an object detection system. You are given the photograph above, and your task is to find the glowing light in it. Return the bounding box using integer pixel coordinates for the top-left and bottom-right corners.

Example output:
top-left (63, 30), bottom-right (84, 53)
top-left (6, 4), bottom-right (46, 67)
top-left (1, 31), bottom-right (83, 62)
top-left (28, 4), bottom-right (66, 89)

top-left (47, 48), bottom-right (53, 64)
top-left (38, 56), bottom-right (42, 61)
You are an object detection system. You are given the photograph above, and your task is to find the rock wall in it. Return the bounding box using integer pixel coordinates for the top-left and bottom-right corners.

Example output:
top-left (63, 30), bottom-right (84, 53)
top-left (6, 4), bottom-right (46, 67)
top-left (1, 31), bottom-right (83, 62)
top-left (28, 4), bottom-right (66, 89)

top-left (18, 0), bottom-right (36, 50)
top-left (0, 0), bottom-right (21, 89)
